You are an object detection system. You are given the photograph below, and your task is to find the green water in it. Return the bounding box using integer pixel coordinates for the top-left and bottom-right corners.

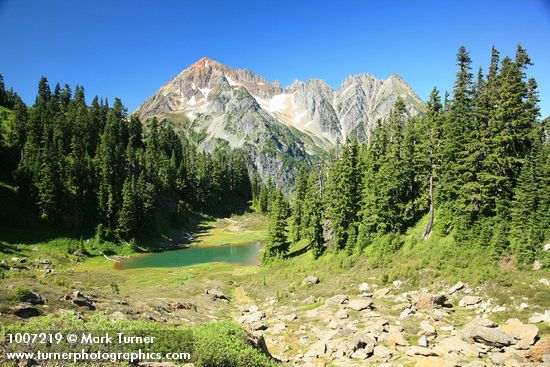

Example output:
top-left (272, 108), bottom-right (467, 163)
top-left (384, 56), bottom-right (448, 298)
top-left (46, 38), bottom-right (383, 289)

top-left (120, 243), bottom-right (260, 269)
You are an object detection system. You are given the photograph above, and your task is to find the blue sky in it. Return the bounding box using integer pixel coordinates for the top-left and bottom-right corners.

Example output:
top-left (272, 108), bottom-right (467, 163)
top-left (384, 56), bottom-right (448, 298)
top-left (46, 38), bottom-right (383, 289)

top-left (0, 0), bottom-right (549, 116)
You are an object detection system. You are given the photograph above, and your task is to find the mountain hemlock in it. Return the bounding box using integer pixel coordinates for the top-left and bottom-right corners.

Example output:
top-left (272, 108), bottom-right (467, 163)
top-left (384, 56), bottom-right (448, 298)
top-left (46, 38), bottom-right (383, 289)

top-left (282, 45), bottom-right (548, 268)
top-left (0, 76), bottom-right (252, 244)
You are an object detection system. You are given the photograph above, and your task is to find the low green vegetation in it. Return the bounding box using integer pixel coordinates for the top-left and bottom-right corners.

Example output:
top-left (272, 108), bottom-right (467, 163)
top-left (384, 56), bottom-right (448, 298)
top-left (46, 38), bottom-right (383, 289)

top-left (1, 313), bottom-right (275, 367)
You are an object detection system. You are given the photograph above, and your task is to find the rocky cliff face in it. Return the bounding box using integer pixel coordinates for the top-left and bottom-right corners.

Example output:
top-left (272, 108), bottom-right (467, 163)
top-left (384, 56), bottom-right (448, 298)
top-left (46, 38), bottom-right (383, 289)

top-left (135, 57), bottom-right (425, 188)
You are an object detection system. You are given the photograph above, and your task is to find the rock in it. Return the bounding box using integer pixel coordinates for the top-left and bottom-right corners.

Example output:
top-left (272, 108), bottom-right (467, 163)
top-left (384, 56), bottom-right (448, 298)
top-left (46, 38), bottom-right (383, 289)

top-left (392, 280), bottom-right (402, 288)
top-left (346, 298), bottom-right (373, 311)
top-left (526, 335), bottom-right (550, 362)
top-left (356, 333), bottom-right (377, 354)
top-left (11, 303), bottom-right (40, 318)
top-left (374, 288), bottom-right (391, 297)
top-left (477, 318), bottom-right (497, 328)
top-left (239, 310), bottom-right (266, 324)
top-left (350, 348), bottom-right (369, 359)
top-left (169, 302), bottom-right (197, 311)
top-left (407, 346), bottom-right (438, 357)
top-left (414, 357), bottom-right (450, 367)
top-left (21, 291), bottom-right (46, 305)
top-left (544, 242), bottom-right (550, 251)
top-left (63, 291), bottom-right (95, 310)
top-left (418, 335), bottom-right (429, 347)
top-left (533, 260), bottom-right (543, 270)
top-left (448, 281), bottom-right (465, 295)
top-left (491, 305), bottom-right (506, 313)
top-left (539, 278), bottom-right (550, 286)
top-left (400, 306), bottom-right (416, 318)
top-left (359, 282), bottom-right (370, 291)
top-left (489, 350), bottom-right (523, 365)
top-left (328, 320), bottom-right (339, 329)
top-left (500, 318), bottom-right (539, 347)
top-left (38, 259), bottom-right (51, 265)
top-left (248, 305), bottom-right (258, 312)
top-left (384, 331), bottom-right (409, 347)
top-left (326, 294), bottom-right (349, 305)
top-left (31, 247), bottom-right (39, 252)
top-left (459, 295), bottom-right (483, 308)
top-left (11, 257), bottom-right (27, 263)
top-left (415, 294), bottom-right (448, 309)
top-left (247, 331), bottom-right (272, 358)
top-left (373, 345), bottom-right (393, 359)
top-left (18, 359), bottom-right (39, 367)
top-left (304, 295), bottom-right (316, 304)
top-left (419, 321), bottom-right (437, 337)
top-left (250, 321), bottom-right (267, 331)
top-left (110, 311), bottom-right (127, 321)
top-left (303, 276), bottom-right (320, 285)
top-left (205, 288), bottom-right (230, 302)
top-left (336, 309), bottom-right (349, 319)
top-left (392, 302), bottom-right (410, 311)
top-left (271, 322), bottom-right (287, 333)
top-left (280, 313), bottom-right (297, 322)
top-left (528, 310), bottom-right (550, 323)
top-left (305, 340), bottom-right (326, 358)
top-left (518, 303), bottom-right (528, 311)
top-left (460, 322), bottom-right (515, 348)
top-left (434, 336), bottom-right (480, 358)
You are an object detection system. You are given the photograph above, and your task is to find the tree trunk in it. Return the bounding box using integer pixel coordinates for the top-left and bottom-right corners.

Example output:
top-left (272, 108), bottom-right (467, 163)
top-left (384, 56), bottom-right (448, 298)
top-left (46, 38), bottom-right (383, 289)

top-left (423, 174), bottom-right (434, 239)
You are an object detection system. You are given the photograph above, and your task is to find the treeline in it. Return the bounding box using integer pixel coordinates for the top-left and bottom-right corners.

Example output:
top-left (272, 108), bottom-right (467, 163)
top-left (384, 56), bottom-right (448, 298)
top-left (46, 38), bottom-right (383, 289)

top-left (264, 45), bottom-right (549, 267)
top-left (0, 76), bottom-right (251, 243)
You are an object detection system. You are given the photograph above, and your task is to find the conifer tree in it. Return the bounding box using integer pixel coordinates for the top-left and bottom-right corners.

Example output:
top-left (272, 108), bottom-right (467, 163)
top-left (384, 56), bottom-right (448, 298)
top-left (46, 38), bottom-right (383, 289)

top-left (263, 191), bottom-right (290, 262)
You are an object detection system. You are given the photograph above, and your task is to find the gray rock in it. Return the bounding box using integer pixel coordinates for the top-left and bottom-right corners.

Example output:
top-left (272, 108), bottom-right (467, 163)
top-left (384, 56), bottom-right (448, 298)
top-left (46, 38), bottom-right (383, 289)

top-left (11, 303), bottom-right (40, 318)
top-left (418, 335), bottom-right (429, 347)
top-left (459, 295), bottom-right (483, 308)
top-left (373, 345), bottom-right (393, 359)
top-left (435, 336), bottom-right (480, 357)
top-left (303, 276), bottom-right (320, 285)
top-left (326, 294), bottom-right (349, 305)
top-left (528, 310), bottom-right (550, 323)
top-left (419, 321), bottom-right (437, 337)
top-left (239, 310), bottom-right (266, 324)
top-left (358, 283), bottom-right (370, 291)
top-left (21, 291), bottom-right (46, 305)
top-left (350, 349), bottom-right (369, 359)
top-left (280, 313), bottom-right (297, 322)
top-left (336, 309), bottom-right (349, 319)
top-left (448, 281), bottom-right (465, 295)
top-left (373, 288), bottom-right (391, 297)
top-left (406, 346), bottom-right (437, 356)
top-left (346, 299), bottom-right (373, 311)
top-left (205, 288), bottom-right (230, 302)
top-left (305, 340), bottom-right (326, 358)
top-left (501, 318), bottom-right (539, 347)
top-left (63, 291), bottom-right (95, 310)
top-left (460, 322), bottom-right (515, 348)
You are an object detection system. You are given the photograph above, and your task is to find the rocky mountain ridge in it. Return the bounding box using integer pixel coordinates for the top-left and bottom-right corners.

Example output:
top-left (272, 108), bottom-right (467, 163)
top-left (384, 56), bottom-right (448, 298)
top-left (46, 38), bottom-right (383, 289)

top-left (135, 57), bottom-right (425, 187)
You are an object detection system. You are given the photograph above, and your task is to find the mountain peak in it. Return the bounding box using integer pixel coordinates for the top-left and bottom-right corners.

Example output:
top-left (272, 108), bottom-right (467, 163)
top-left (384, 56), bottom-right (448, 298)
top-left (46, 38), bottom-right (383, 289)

top-left (190, 56), bottom-right (225, 70)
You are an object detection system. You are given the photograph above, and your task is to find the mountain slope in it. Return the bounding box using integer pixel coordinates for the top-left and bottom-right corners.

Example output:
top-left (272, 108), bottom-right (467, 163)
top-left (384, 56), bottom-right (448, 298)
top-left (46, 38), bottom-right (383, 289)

top-left (135, 57), bottom-right (425, 187)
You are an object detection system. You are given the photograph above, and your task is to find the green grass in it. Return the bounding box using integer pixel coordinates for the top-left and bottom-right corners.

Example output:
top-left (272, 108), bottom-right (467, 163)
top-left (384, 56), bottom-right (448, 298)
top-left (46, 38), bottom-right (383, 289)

top-left (194, 212), bottom-right (267, 247)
